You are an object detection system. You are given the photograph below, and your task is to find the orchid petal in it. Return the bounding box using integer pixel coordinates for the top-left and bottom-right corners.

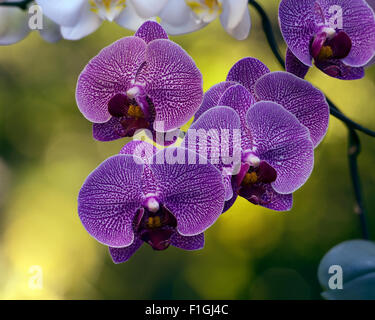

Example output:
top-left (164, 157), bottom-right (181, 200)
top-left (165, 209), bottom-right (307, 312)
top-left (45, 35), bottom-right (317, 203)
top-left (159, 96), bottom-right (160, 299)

top-left (76, 36), bottom-right (147, 123)
top-left (120, 141), bottom-right (158, 196)
top-left (184, 106), bottom-right (242, 201)
top-left (115, 1), bottom-right (154, 31)
top-left (259, 185), bottom-right (293, 211)
top-left (60, 8), bottom-right (102, 40)
top-left (130, 0), bottom-right (169, 18)
top-left (255, 71), bottom-right (329, 147)
top-left (218, 84), bottom-right (256, 133)
top-left (315, 59), bottom-right (365, 80)
top-left (160, 0), bottom-right (206, 35)
top-left (194, 81), bottom-right (236, 122)
top-left (0, 7), bottom-right (30, 45)
top-left (137, 39), bottom-right (203, 132)
top-left (78, 155), bottom-right (144, 248)
top-left (38, 15), bottom-right (62, 43)
top-left (279, 0), bottom-right (318, 66)
top-left (36, 0), bottom-right (87, 27)
top-left (134, 20), bottom-right (168, 43)
top-left (226, 57), bottom-right (270, 97)
top-left (246, 101), bottom-right (314, 194)
top-left (109, 238), bottom-right (143, 263)
top-left (220, 0), bottom-right (251, 40)
top-left (171, 232), bottom-right (205, 250)
top-left (150, 147), bottom-right (225, 236)
top-left (286, 48), bottom-right (310, 79)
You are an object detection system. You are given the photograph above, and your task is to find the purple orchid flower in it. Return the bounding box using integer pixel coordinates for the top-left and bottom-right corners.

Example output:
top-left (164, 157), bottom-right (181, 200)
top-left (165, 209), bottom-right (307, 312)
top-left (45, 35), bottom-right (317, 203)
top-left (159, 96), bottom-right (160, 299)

top-left (184, 57), bottom-right (330, 212)
top-left (279, 0), bottom-right (375, 80)
top-left (78, 141), bottom-right (225, 263)
top-left (76, 21), bottom-right (203, 145)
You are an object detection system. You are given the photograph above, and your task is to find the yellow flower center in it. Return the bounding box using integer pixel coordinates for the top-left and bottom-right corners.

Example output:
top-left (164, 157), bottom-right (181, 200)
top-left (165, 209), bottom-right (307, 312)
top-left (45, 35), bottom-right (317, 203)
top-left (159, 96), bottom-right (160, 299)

top-left (185, 0), bottom-right (222, 23)
top-left (317, 45), bottom-right (334, 61)
top-left (89, 0), bottom-right (127, 21)
top-left (242, 172), bottom-right (258, 186)
top-left (147, 216), bottom-right (162, 229)
top-left (127, 105), bottom-right (144, 119)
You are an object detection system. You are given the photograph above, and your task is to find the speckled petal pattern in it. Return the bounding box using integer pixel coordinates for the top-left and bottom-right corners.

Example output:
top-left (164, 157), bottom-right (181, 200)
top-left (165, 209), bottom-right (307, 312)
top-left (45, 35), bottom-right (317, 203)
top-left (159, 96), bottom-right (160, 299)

top-left (109, 238), bottom-right (143, 263)
top-left (279, 0), bottom-right (319, 66)
top-left (150, 148), bottom-right (225, 236)
top-left (134, 20), bottom-right (168, 43)
top-left (78, 155), bottom-right (144, 247)
top-left (226, 57), bottom-right (270, 97)
top-left (246, 102), bottom-right (314, 194)
top-left (171, 232), bottom-right (205, 250)
top-left (255, 71), bottom-right (329, 147)
top-left (193, 81), bottom-right (236, 122)
top-left (76, 36), bottom-right (147, 123)
top-left (261, 185), bottom-right (293, 211)
top-left (137, 39), bottom-right (203, 132)
top-left (315, 59), bottom-right (365, 80)
top-left (183, 106), bottom-right (242, 201)
top-left (218, 84), bottom-right (256, 135)
top-left (286, 48), bottom-right (310, 79)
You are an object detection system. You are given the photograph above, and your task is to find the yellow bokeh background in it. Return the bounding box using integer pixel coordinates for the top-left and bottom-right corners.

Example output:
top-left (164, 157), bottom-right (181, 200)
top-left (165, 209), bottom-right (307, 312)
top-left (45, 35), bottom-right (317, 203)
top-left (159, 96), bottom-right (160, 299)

top-left (0, 2), bottom-right (374, 299)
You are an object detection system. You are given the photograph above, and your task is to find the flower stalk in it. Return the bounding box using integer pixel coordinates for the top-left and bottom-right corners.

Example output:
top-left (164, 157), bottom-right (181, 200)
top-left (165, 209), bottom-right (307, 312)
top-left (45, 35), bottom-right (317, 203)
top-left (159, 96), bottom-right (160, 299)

top-left (0, 0), bottom-right (33, 10)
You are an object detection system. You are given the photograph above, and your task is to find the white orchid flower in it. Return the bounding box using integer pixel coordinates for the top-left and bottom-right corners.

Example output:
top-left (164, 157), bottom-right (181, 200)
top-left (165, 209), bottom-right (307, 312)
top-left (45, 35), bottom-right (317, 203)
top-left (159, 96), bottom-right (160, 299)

top-left (0, 0), bottom-right (61, 45)
top-left (35, 0), bottom-right (156, 40)
top-left (158, 0), bottom-right (251, 40)
top-left (8, 0), bottom-right (250, 42)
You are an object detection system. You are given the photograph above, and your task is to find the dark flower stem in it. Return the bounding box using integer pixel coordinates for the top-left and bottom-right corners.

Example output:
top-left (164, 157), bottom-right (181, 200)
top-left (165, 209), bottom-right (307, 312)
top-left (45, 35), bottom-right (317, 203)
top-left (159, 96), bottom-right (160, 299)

top-left (0, 0), bottom-right (33, 10)
top-left (249, 0), bottom-right (370, 240)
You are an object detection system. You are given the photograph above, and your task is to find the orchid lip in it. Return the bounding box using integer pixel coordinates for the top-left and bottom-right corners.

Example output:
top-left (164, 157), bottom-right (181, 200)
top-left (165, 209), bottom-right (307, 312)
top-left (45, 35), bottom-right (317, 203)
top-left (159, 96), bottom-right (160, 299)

top-left (106, 91), bottom-right (152, 137)
top-left (311, 28), bottom-right (352, 62)
top-left (234, 159), bottom-right (278, 206)
top-left (135, 203), bottom-right (178, 251)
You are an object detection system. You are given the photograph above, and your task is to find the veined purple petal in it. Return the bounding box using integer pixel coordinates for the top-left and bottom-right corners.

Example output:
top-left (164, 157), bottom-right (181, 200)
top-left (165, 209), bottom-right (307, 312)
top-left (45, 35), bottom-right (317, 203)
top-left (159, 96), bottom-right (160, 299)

top-left (286, 48), bottom-right (310, 79)
top-left (218, 84), bottom-right (256, 133)
top-left (183, 106), bottom-right (242, 201)
top-left (171, 232), bottom-right (204, 250)
top-left (246, 102), bottom-right (314, 194)
top-left (78, 155), bottom-right (144, 247)
top-left (279, 0), bottom-right (318, 66)
top-left (226, 57), bottom-right (270, 97)
top-left (135, 20), bottom-right (168, 43)
top-left (76, 36), bottom-right (147, 123)
top-left (318, 0), bottom-right (375, 67)
top-left (119, 140), bottom-right (158, 159)
top-left (92, 117), bottom-right (128, 142)
top-left (315, 59), bottom-right (365, 80)
top-left (150, 148), bottom-right (225, 236)
top-left (147, 128), bottom-right (180, 146)
top-left (109, 238), bottom-right (143, 264)
top-left (137, 39), bottom-right (203, 132)
top-left (260, 185), bottom-right (293, 211)
top-left (119, 140), bottom-right (158, 196)
top-left (255, 71), bottom-right (329, 147)
top-left (194, 81), bottom-right (236, 122)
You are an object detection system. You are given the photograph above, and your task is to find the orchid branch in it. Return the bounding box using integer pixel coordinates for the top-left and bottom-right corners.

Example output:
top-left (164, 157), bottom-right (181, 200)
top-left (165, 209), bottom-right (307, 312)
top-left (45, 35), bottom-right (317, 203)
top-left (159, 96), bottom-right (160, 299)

top-left (0, 0), bottom-right (32, 10)
top-left (249, 0), bottom-right (370, 239)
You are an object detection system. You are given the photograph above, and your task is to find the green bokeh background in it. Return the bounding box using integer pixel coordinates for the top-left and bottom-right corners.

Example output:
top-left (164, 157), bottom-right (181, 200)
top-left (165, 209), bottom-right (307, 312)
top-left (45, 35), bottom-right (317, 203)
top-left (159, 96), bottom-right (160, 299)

top-left (0, 2), bottom-right (374, 299)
